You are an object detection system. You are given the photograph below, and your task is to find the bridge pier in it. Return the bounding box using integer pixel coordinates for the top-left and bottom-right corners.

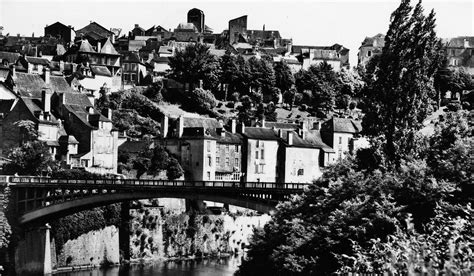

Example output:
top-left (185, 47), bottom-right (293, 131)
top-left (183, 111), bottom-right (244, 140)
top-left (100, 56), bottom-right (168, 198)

top-left (15, 224), bottom-right (52, 275)
top-left (185, 199), bottom-right (206, 213)
top-left (119, 202), bottom-right (131, 262)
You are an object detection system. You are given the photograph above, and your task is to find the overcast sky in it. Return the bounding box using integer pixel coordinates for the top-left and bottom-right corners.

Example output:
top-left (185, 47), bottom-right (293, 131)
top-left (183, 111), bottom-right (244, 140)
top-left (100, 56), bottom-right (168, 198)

top-left (0, 0), bottom-right (472, 66)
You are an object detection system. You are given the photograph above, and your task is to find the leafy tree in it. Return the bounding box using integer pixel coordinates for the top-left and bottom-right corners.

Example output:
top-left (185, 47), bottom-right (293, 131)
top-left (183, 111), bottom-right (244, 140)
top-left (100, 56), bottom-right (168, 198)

top-left (362, 0), bottom-right (440, 163)
top-left (168, 43), bottom-right (221, 92)
top-left (183, 88), bottom-right (217, 114)
top-left (219, 52), bottom-right (239, 96)
top-left (282, 88), bottom-right (297, 110)
top-left (247, 57), bottom-right (276, 101)
top-left (3, 141), bottom-right (57, 175)
top-left (274, 60), bottom-right (295, 93)
top-left (143, 81), bottom-right (164, 102)
top-left (237, 95), bottom-right (254, 126)
top-left (166, 157), bottom-right (184, 180)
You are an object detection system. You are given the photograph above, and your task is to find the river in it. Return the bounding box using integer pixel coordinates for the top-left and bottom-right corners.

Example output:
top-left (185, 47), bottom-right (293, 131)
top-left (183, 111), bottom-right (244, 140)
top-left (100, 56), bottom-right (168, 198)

top-left (55, 256), bottom-right (241, 276)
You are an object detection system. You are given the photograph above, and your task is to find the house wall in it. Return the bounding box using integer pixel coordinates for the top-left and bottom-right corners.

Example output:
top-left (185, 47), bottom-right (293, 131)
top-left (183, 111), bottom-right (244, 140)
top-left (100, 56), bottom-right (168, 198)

top-left (90, 121), bottom-right (118, 173)
top-left (0, 84), bottom-right (17, 100)
top-left (0, 100), bottom-right (37, 153)
top-left (332, 132), bottom-right (354, 162)
top-left (245, 139), bottom-right (278, 182)
top-left (38, 124), bottom-right (58, 141)
top-left (284, 147), bottom-right (321, 183)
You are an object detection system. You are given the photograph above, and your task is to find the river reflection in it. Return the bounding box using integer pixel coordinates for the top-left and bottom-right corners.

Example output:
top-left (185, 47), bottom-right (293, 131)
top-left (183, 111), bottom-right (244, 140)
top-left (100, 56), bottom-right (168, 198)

top-left (55, 256), bottom-right (241, 276)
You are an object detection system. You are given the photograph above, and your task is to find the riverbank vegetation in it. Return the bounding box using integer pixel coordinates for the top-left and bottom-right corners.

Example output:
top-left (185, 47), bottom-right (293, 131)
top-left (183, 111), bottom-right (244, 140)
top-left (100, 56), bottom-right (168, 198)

top-left (237, 0), bottom-right (473, 275)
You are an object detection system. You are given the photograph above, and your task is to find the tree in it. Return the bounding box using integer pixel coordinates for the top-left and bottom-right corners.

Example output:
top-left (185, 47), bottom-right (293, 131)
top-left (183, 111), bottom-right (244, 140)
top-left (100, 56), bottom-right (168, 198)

top-left (362, 0), bottom-right (440, 163)
top-left (274, 60), bottom-right (295, 93)
top-left (185, 88), bottom-right (217, 114)
top-left (219, 52), bottom-right (239, 96)
top-left (3, 141), bottom-right (57, 176)
top-left (237, 95), bottom-right (254, 126)
top-left (166, 157), bottom-right (184, 180)
top-left (168, 43), bottom-right (221, 92)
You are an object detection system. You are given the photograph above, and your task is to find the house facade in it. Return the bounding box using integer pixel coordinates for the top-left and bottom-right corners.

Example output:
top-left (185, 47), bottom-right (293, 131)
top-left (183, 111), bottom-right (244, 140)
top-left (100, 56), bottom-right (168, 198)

top-left (358, 33), bottom-right (385, 68)
top-left (445, 36), bottom-right (474, 75)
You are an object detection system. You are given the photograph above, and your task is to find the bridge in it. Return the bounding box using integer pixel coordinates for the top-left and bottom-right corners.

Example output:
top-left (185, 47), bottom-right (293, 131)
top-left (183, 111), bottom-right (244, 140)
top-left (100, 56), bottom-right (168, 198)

top-left (3, 176), bottom-right (307, 225)
top-left (2, 176), bottom-right (307, 274)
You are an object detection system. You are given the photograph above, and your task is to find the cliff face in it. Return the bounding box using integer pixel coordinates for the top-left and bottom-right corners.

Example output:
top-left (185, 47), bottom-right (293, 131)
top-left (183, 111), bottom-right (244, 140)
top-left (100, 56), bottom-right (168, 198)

top-left (56, 226), bottom-right (120, 267)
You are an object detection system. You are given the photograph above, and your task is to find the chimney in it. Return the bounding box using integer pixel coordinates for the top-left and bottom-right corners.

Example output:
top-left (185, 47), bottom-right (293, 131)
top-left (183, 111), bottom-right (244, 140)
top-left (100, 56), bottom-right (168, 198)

top-left (10, 65), bottom-right (16, 79)
top-left (464, 39), bottom-right (469, 48)
top-left (313, 121), bottom-right (321, 130)
top-left (41, 88), bottom-right (52, 113)
top-left (43, 67), bottom-right (50, 84)
top-left (106, 108), bottom-right (112, 120)
top-left (301, 121), bottom-right (308, 130)
top-left (59, 92), bottom-right (66, 105)
top-left (299, 129), bottom-right (306, 140)
top-left (135, 24), bottom-right (139, 28)
top-left (287, 131), bottom-right (293, 145)
top-left (199, 79), bottom-right (203, 89)
top-left (220, 128), bottom-right (225, 137)
top-left (231, 119), bottom-right (236, 134)
top-left (261, 118), bottom-right (266, 128)
top-left (263, 24), bottom-right (265, 32)
top-left (278, 129), bottom-right (284, 139)
top-left (239, 122), bottom-right (245, 134)
top-left (162, 115), bottom-right (169, 138)
top-left (97, 41), bottom-right (102, 52)
top-left (178, 115), bottom-right (184, 138)
top-left (59, 60), bottom-right (65, 73)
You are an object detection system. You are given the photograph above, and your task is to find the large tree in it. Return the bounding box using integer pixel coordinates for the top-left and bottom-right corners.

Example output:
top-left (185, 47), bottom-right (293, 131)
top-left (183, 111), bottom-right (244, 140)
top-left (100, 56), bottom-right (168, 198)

top-left (362, 0), bottom-right (440, 163)
top-left (168, 43), bottom-right (221, 92)
top-left (274, 60), bottom-right (295, 94)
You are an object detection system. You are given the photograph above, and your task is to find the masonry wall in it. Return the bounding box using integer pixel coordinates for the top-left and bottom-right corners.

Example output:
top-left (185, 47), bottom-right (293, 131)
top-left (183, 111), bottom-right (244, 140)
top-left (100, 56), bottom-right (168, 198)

top-left (215, 142), bottom-right (241, 177)
top-left (90, 122), bottom-right (118, 173)
top-left (245, 139), bottom-right (278, 182)
top-left (284, 147), bottom-right (321, 183)
top-left (1, 100), bottom-right (36, 153)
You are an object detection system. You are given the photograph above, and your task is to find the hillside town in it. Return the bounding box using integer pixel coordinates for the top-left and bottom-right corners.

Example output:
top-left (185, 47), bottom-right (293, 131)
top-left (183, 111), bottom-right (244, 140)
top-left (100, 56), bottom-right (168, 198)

top-left (0, 2), bottom-right (473, 275)
top-left (1, 8), bottom-right (471, 183)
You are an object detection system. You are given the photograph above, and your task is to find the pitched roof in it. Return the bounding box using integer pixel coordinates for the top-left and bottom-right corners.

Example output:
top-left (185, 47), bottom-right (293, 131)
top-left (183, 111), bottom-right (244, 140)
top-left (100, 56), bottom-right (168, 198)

top-left (90, 65), bottom-right (112, 77)
top-left (216, 131), bottom-right (243, 144)
top-left (323, 117), bottom-right (362, 134)
top-left (99, 38), bottom-right (120, 55)
top-left (61, 91), bottom-right (94, 107)
top-left (360, 33), bottom-right (385, 48)
top-left (243, 127), bottom-right (279, 140)
top-left (25, 57), bottom-right (50, 66)
top-left (78, 39), bottom-right (96, 53)
top-left (0, 51), bottom-right (20, 63)
top-left (49, 76), bottom-right (73, 93)
top-left (13, 72), bottom-right (46, 95)
top-left (264, 121), bottom-right (300, 130)
top-left (280, 130), bottom-right (334, 151)
top-left (119, 140), bottom-right (153, 154)
top-left (21, 97), bottom-right (59, 125)
top-left (158, 46), bottom-right (173, 55)
top-left (76, 22), bottom-right (113, 38)
top-left (0, 99), bottom-right (15, 114)
top-left (0, 68), bottom-right (10, 81)
top-left (447, 36), bottom-right (474, 48)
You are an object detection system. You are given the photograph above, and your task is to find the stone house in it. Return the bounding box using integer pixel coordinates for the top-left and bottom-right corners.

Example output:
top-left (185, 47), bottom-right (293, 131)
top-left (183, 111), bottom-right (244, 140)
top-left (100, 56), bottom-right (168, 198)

top-left (122, 51), bottom-right (148, 86)
top-left (44, 22), bottom-right (76, 44)
top-left (357, 33), bottom-right (385, 68)
top-left (445, 36), bottom-right (474, 75)
top-left (292, 44), bottom-right (350, 71)
top-left (17, 56), bottom-right (51, 75)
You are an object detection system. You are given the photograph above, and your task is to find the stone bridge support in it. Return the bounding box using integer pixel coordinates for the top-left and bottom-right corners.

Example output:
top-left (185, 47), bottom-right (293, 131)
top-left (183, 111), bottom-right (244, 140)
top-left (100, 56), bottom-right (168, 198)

top-left (15, 224), bottom-right (52, 275)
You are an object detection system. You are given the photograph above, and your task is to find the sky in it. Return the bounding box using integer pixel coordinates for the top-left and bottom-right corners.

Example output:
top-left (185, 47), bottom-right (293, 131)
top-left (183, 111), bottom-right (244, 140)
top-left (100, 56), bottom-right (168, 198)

top-left (0, 0), bottom-right (472, 66)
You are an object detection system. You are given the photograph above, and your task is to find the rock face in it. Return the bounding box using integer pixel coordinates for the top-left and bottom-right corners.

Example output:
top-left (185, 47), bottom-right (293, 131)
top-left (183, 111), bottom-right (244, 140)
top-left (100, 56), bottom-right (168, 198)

top-left (56, 226), bottom-right (120, 267)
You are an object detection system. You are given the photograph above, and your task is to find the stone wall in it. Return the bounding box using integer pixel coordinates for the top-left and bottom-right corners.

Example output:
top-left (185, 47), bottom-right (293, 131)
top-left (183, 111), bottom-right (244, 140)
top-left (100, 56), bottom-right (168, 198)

top-left (56, 226), bottom-right (119, 267)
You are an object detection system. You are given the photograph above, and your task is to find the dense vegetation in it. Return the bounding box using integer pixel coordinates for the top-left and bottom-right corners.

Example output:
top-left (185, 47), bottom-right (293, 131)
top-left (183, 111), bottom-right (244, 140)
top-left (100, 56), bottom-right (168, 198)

top-left (237, 1), bottom-right (473, 275)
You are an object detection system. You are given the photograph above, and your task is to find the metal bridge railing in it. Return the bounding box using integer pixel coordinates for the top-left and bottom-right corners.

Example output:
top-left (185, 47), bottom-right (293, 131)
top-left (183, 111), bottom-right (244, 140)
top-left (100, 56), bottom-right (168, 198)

top-left (4, 176), bottom-right (309, 190)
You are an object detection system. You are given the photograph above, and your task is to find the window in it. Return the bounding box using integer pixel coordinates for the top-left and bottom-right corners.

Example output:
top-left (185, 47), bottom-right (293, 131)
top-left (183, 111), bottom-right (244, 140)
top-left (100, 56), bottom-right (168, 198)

top-left (123, 63), bottom-right (129, 71)
top-left (130, 63), bottom-right (137, 71)
top-left (123, 73), bottom-right (130, 81)
top-left (207, 171), bottom-right (211, 180)
top-left (235, 158), bottom-right (239, 167)
top-left (261, 149), bottom-right (264, 160)
top-left (339, 136), bottom-right (342, 144)
top-left (196, 162), bottom-right (199, 166)
top-left (207, 141), bottom-right (211, 152)
top-left (367, 50), bottom-right (372, 57)
top-left (216, 156), bottom-right (220, 164)
top-left (226, 144), bottom-right (229, 152)
top-left (259, 164), bottom-right (264, 173)
top-left (131, 74), bottom-right (136, 81)
top-left (235, 145), bottom-right (239, 152)
top-left (297, 169), bottom-right (304, 176)
top-left (225, 157), bottom-right (230, 166)
top-left (207, 155), bottom-right (212, 166)
top-left (256, 140), bottom-right (260, 147)
top-left (255, 164), bottom-right (259, 173)
top-left (255, 151), bottom-right (259, 159)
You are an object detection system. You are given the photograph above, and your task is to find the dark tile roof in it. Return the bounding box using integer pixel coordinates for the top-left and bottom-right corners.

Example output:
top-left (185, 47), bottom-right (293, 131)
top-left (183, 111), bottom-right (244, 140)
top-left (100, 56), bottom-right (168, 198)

top-left (153, 56), bottom-right (170, 63)
top-left (61, 91), bottom-right (93, 107)
top-left (264, 121), bottom-right (300, 130)
top-left (0, 100), bottom-right (15, 114)
top-left (280, 130), bottom-right (334, 151)
top-left (323, 117), bottom-right (362, 134)
top-left (0, 51), bottom-right (20, 63)
top-left (0, 68), bottom-right (10, 80)
top-left (13, 72), bottom-right (46, 95)
top-left (243, 127), bottom-right (279, 140)
top-left (49, 76), bottom-right (73, 93)
top-left (25, 57), bottom-right (50, 66)
top-left (90, 65), bottom-right (112, 77)
top-left (183, 117), bottom-right (222, 129)
top-left (22, 98), bottom-right (59, 125)
top-left (447, 36), bottom-right (474, 48)
top-left (216, 132), bottom-right (243, 144)
top-left (119, 140), bottom-right (153, 154)
top-left (76, 22), bottom-right (113, 38)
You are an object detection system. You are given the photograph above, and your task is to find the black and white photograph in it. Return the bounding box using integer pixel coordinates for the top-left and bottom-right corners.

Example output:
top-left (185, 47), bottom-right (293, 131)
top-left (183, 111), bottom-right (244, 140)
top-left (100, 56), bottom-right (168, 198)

top-left (0, 0), bottom-right (472, 275)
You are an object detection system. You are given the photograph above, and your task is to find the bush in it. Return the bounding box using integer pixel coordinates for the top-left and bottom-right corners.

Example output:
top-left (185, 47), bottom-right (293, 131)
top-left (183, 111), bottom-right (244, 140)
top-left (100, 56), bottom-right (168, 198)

top-left (226, 102), bottom-right (235, 108)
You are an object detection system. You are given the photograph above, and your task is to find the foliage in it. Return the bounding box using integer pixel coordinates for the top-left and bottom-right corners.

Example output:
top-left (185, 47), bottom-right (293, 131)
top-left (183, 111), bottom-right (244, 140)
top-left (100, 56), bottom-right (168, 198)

top-left (50, 204), bottom-right (121, 252)
top-left (169, 43), bottom-right (221, 92)
top-left (274, 60), bottom-right (295, 93)
top-left (237, 95), bottom-right (254, 126)
top-left (166, 158), bottom-right (184, 180)
top-left (361, 0), bottom-right (440, 163)
top-left (129, 146), bottom-right (184, 180)
top-left (2, 141), bottom-right (57, 176)
top-left (143, 81), bottom-right (164, 102)
top-left (182, 88), bottom-right (217, 114)
top-left (13, 120), bottom-right (38, 141)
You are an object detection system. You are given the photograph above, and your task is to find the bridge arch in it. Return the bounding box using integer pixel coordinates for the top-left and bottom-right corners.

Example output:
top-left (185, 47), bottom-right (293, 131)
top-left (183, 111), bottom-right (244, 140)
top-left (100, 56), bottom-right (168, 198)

top-left (19, 191), bottom-right (275, 224)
